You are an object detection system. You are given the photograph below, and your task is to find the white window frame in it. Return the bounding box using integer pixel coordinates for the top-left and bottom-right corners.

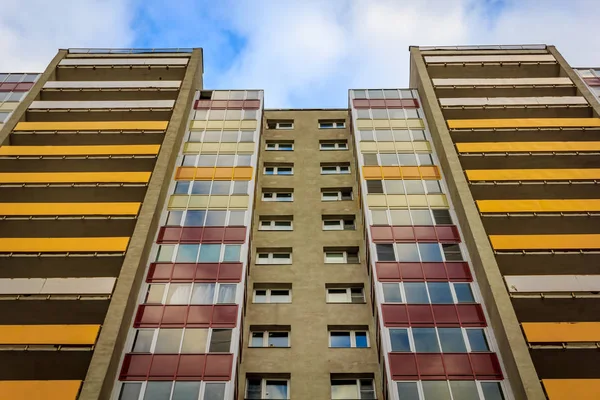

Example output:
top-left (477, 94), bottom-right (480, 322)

top-left (154, 243), bottom-right (242, 263)
top-left (262, 192), bottom-right (294, 202)
top-left (264, 166), bottom-right (294, 175)
top-left (324, 251), bottom-right (359, 264)
top-left (320, 141), bottom-right (348, 151)
top-left (331, 379), bottom-right (375, 399)
top-left (326, 287), bottom-right (365, 303)
top-left (322, 218), bottom-right (355, 231)
top-left (321, 190), bottom-right (352, 201)
top-left (259, 219), bottom-right (293, 231)
top-left (265, 142), bottom-right (294, 151)
top-left (246, 379), bottom-right (290, 399)
top-left (268, 120), bottom-right (294, 130)
top-left (117, 381), bottom-right (228, 400)
top-left (131, 327), bottom-right (232, 354)
top-left (380, 281), bottom-right (475, 305)
top-left (256, 252), bottom-right (292, 265)
top-left (329, 331), bottom-right (370, 348)
top-left (319, 120), bottom-right (345, 129)
top-left (387, 326), bottom-right (490, 354)
top-left (253, 288), bottom-right (292, 303)
top-left (250, 331), bottom-right (290, 348)
top-left (145, 282), bottom-right (237, 305)
top-left (321, 165), bottom-right (350, 175)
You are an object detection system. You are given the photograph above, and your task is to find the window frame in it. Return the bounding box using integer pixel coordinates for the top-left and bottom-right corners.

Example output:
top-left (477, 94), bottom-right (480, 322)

top-left (331, 379), bottom-right (376, 400)
top-left (265, 142), bottom-right (294, 151)
top-left (262, 191), bottom-right (294, 202)
top-left (155, 243), bottom-right (242, 263)
top-left (258, 219), bottom-right (293, 231)
top-left (246, 378), bottom-right (290, 399)
top-left (255, 252), bottom-right (293, 265)
top-left (322, 217), bottom-right (356, 231)
top-left (324, 250), bottom-right (359, 264)
top-left (380, 281), bottom-right (476, 305)
top-left (321, 190), bottom-right (353, 201)
top-left (329, 330), bottom-right (370, 348)
top-left (145, 282), bottom-right (238, 305)
top-left (264, 166), bottom-right (294, 175)
top-left (267, 120), bottom-right (294, 130)
top-left (319, 141), bottom-right (348, 151)
top-left (131, 327), bottom-right (232, 354)
top-left (118, 381), bottom-right (227, 400)
top-left (249, 331), bottom-right (290, 348)
top-left (318, 120), bottom-right (346, 129)
top-left (253, 288), bottom-right (292, 303)
top-left (321, 165), bottom-right (351, 175)
top-left (326, 287), bottom-right (365, 303)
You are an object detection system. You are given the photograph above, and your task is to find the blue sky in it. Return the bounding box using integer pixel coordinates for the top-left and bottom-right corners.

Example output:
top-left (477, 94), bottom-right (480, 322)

top-left (1, 0), bottom-right (599, 108)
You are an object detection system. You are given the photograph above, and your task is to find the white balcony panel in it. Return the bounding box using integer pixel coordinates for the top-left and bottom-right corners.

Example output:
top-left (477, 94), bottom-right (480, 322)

top-left (29, 100), bottom-right (175, 109)
top-left (432, 77), bottom-right (573, 87)
top-left (59, 58), bottom-right (188, 66)
top-left (44, 80), bottom-right (181, 89)
top-left (505, 275), bottom-right (600, 293)
top-left (0, 277), bottom-right (116, 295)
top-left (439, 96), bottom-right (588, 106)
top-left (425, 54), bottom-right (556, 63)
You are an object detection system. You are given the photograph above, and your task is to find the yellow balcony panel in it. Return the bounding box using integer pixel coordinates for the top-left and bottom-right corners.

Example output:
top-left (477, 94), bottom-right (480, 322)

top-left (426, 194), bottom-right (449, 208)
top-left (0, 325), bottom-right (99, 345)
top-left (366, 194), bottom-right (388, 207)
top-left (457, 141), bottom-right (600, 153)
top-left (489, 234), bottom-right (600, 250)
top-left (477, 199), bottom-right (600, 213)
top-left (222, 120), bottom-right (240, 130)
top-left (543, 379), bottom-right (600, 400)
top-left (373, 120), bottom-right (391, 129)
top-left (448, 118), bottom-right (600, 129)
top-left (0, 102), bottom-right (18, 111)
top-left (0, 202), bottom-right (140, 216)
top-left (465, 169), bottom-right (600, 181)
top-left (14, 121), bottom-right (168, 131)
top-left (356, 120), bottom-right (374, 129)
top-left (522, 322), bottom-right (600, 343)
top-left (359, 142), bottom-right (378, 152)
top-left (240, 120), bottom-right (258, 130)
top-left (0, 172), bottom-right (151, 184)
top-left (0, 144), bottom-right (160, 156)
top-left (0, 237), bottom-right (130, 252)
top-left (0, 380), bottom-right (82, 400)
top-left (190, 120), bottom-right (207, 130)
top-left (168, 195), bottom-right (189, 209)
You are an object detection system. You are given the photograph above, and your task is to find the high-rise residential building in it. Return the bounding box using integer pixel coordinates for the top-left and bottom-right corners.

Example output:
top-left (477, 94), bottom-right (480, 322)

top-left (0, 45), bottom-right (596, 400)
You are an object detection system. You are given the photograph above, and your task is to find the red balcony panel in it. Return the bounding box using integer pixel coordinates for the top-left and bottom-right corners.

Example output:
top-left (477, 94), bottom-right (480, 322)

top-left (223, 227), bottom-right (246, 243)
top-left (389, 353), bottom-right (419, 380)
top-left (421, 263), bottom-right (448, 280)
top-left (194, 100), bottom-right (212, 109)
top-left (399, 263), bottom-right (425, 281)
top-left (0, 83), bottom-right (17, 92)
top-left (227, 100), bottom-right (244, 109)
top-left (416, 353), bottom-right (446, 380)
top-left (376, 262), bottom-right (402, 281)
top-left (369, 99), bottom-right (387, 108)
top-left (149, 354), bottom-right (179, 380)
top-left (391, 226), bottom-right (416, 242)
top-left (384, 99), bottom-right (403, 108)
top-left (211, 100), bottom-right (228, 109)
top-left (446, 262), bottom-right (472, 282)
top-left (457, 304), bottom-right (487, 327)
top-left (413, 226), bottom-right (438, 242)
top-left (443, 354), bottom-right (474, 379)
top-left (217, 263), bottom-right (243, 282)
top-left (186, 305), bottom-right (213, 327)
top-left (147, 263), bottom-right (174, 282)
top-left (431, 305), bottom-right (460, 326)
top-left (243, 100), bottom-right (261, 109)
top-left (157, 227), bottom-right (183, 243)
top-left (179, 227), bottom-right (204, 243)
top-left (177, 354), bottom-right (206, 379)
top-left (172, 263), bottom-right (199, 281)
top-left (470, 353), bottom-right (503, 380)
top-left (435, 226), bottom-right (461, 242)
top-left (211, 305), bottom-right (238, 327)
top-left (352, 99), bottom-right (370, 108)
top-left (370, 226), bottom-right (394, 242)
top-left (204, 354), bottom-right (233, 380)
top-left (406, 305), bottom-right (435, 326)
top-left (194, 263), bottom-right (220, 281)
top-left (14, 82), bottom-right (33, 91)
top-left (584, 77), bottom-right (600, 87)
top-left (381, 304), bottom-right (409, 327)
top-left (135, 305), bottom-right (164, 327)
top-left (161, 306), bottom-right (189, 327)
top-left (120, 354), bottom-right (153, 381)
top-left (401, 99), bottom-right (420, 108)
top-left (200, 227), bottom-right (225, 243)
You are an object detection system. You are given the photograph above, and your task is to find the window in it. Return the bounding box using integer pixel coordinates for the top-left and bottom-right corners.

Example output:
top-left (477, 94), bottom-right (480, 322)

top-left (375, 243), bottom-right (462, 262)
top-left (132, 328), bottom-right (232, 354)
top-left (323, 217), bottom-right (356, 231)
top-left (145, 283), bottom-right (237, 305)
top-left (247, 378), bottom-right (289, 399)
top-left (322, 189), bottom-right (352, 201)
top-left (396, 381), bottom-right (505, 400)
top-left (262, 191), bottom-right (293, 202)
top-left (266, 141), bottom-right (294, 151)
top-left (0, 112), bottom-right (11, 123)
top-left (155, 244), bottom-right (241, 263)
top-left (256, 251), bottom-right (292, 265)
top-left (389, 327), bottom-right (489, 353)
top-left (250, 330), bottom-right (290, 347)
top-left (267, 120), bottom-right (294, 130)
top-left (319, 120), bottom-right (345, 129)
top-left (365, 180), bottom-right (442, 195)
top-left (264, 165), bottom-right (293, 175)
top-left (329, 330), bottom-right (369, 348)
top-left (253, 288), bottom-right (291, 303)
top-left (369, 209), bottom-right (451, 226)
top-left (331, 379), bottom-right (375, 399)
top-left (177, 180), bottom-right (249, 196)
top-left (443, 244), bottom-right (464, 261)
top-left (381, 282), bottom-right (476, 304)
top-left (321, 164), bottom-right (350, 174)
top-left (326, 287), bottom-right (365, 303)
top-left (259, 218), bottom-right (293, 231)
top-left (119, 382), bottom-right (226, 400)
top-left (320, 141), bottom-right (348, 150)
top-left (324, 249), bottom-right (359, 264)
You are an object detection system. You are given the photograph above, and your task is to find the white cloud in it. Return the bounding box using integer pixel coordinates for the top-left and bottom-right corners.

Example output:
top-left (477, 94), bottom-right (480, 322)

top-left (0, 0), bottom-right (134, 72)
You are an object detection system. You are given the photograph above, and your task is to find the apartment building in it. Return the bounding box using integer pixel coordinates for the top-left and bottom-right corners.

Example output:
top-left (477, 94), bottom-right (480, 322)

top-left (0, 45), bottom-right (596, 400)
